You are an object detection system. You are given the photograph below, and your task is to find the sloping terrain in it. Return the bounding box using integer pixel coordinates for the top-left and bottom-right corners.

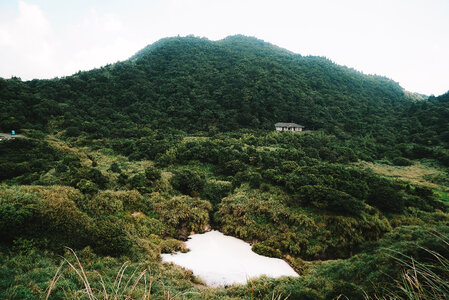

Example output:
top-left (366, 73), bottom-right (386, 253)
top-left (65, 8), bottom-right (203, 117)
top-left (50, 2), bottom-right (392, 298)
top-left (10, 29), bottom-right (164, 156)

top-left (0, 36), bottom-right (448, 299)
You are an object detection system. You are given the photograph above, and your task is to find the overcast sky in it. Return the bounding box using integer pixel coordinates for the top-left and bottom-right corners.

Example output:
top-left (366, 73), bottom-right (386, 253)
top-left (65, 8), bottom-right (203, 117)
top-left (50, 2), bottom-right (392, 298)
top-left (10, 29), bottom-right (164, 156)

top-left (0, 0), bottom-right (448, 96)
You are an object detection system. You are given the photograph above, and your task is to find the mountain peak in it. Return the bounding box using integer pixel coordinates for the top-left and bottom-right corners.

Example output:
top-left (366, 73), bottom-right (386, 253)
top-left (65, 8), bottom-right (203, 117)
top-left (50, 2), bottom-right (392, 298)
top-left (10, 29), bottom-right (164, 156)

top-left (131, 35), bottom-right (212, 59)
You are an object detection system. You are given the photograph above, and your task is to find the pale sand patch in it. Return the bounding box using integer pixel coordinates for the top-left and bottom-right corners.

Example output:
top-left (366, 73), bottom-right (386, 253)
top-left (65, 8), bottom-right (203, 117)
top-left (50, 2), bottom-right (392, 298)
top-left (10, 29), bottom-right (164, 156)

top-left (161, 230), bottom-right (298, 287)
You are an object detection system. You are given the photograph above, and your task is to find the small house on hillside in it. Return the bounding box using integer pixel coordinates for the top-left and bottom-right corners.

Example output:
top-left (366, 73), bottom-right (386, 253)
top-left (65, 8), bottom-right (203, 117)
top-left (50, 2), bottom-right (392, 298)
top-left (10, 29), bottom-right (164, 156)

top-left (275, 122), bottom-right (304, 132)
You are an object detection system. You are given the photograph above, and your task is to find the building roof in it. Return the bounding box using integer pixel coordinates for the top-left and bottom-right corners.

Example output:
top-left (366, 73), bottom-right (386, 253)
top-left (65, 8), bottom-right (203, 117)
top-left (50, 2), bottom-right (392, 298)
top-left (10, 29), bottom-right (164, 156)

top-left (275, 122), bottom-right (304, 128)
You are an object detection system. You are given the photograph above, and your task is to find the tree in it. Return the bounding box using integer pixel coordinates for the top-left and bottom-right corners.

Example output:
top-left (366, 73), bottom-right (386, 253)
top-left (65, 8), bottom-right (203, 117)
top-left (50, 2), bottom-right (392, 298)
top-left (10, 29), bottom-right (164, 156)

top-left (170, 169), bottom-right (205, 197)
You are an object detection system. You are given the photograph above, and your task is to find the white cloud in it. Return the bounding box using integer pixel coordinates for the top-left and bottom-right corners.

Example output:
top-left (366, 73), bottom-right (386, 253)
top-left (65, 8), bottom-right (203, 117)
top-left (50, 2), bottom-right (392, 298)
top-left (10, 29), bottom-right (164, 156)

top-left (0, 0), bottom-right (56, 78)
top-left (0, 1), bottom-right (146, 79)
top-left (61, 8), bottom-right (131, 73)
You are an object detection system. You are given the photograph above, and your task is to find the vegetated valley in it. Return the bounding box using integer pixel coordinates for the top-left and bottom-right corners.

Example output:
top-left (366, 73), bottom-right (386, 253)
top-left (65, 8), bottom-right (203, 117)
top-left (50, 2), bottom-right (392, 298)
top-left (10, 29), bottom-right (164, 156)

top-left (1, 35), bottom-right (449, 299)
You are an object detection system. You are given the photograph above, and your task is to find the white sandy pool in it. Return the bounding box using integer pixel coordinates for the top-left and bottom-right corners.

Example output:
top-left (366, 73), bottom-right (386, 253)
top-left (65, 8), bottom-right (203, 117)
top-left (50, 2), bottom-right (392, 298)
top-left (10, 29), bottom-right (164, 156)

top-left (161, 230), bottom-right (299, 287)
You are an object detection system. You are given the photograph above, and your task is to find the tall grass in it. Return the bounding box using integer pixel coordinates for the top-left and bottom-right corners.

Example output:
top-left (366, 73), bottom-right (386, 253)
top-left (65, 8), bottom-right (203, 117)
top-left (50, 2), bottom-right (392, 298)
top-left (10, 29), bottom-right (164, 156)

top-left (382, 232), bottom-right (449, 300)
top-left (45, 247), bottom-right (202, 299)
top-left (46, 247), bottom-right (154, 299)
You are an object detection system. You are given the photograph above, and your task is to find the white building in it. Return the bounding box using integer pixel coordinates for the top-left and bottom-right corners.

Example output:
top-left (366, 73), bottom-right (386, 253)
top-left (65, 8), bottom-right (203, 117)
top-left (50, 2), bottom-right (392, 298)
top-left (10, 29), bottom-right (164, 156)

top-left (275, 122), bottom-right (304, 132)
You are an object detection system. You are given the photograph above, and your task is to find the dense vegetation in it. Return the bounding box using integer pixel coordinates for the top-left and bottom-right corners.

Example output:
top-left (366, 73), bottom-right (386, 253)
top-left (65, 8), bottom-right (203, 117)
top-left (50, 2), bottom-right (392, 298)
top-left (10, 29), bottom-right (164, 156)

top-left (0, 35), bottom-right (448, 299)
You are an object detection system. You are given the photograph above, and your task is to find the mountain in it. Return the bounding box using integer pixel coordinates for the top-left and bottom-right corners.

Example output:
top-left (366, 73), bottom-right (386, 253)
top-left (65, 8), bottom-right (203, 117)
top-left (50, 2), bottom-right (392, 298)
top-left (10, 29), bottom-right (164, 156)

top-left (0, 36), bottom-right (419, 134)
top-left (1, 35), bottom-right (449, 299)
top-left (1, 35), bottom-right (447, 164)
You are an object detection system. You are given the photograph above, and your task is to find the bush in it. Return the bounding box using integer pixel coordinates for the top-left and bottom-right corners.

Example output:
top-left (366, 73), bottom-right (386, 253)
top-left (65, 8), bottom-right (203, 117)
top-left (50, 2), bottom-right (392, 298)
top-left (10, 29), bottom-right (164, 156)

top-left (132, 214), bottom-right (165, 236)
top-left (129, 174), bottom-right (148, 193)
top-left (92, 216), bottom-right (132, 256)
top-left (170, 169), bottom-right (205, 196)
top-left (153, 195), bottom-right (212, 237)
top-left (201, 180), bottom-right (232, 206)
top-left (296, 185), bottom-right (364, 216)
top-left (252, 242), bottom-right (282, 258)
top-left (248, 171), bottom-right (263, 189)
top-left (222, 160), bottom-right (247, 175)
top-left (145, 165), bottom-right (162, 182)
top-left (392, 157), bottom-right (413, 166)
top-left (77, 179), bottom-right (99, 194)
top-left (87, 191), bottom-right (124, 216)
top-left (325, 281), bottom-right (365, 300)
top-left (0, 203), bottom-right (33, 241)
top-left (0, 185), bottom-right (94, 249)
top-left (232, 170), bottom-right (262, 189)
top-left (367, 179), bottom-right (405, 213)
top-left (108, 162), bottom-right (121, 173)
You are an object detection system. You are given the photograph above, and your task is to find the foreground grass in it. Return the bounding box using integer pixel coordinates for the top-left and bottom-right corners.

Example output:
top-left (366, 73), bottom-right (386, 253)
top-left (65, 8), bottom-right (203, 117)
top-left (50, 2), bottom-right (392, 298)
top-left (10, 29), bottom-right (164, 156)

top-left (382, 232), bottom-right (449, 300)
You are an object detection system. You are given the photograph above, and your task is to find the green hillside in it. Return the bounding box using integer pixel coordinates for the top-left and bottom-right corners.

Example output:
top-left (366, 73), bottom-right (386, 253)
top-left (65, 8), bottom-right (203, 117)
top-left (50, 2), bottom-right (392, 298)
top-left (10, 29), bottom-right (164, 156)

top-left (0, 35), bottom-right (416, 134)
top-left (0, 35), bottom-right (448, 299)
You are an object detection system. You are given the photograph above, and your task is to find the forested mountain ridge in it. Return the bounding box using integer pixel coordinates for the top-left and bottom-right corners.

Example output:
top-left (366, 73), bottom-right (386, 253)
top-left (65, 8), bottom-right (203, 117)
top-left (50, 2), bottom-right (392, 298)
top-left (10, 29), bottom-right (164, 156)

top-left (1, 35), bottom-right (447, 166)
top-left (0, 35), bottom-right (432, 135)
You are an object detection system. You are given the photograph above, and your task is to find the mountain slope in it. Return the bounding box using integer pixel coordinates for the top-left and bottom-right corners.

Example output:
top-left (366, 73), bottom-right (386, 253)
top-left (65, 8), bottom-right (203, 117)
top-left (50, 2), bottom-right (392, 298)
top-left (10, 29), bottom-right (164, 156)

top-left (0, 35), bottom-right (447, 160)
top-left (0, 36), bottom-right (406, 133)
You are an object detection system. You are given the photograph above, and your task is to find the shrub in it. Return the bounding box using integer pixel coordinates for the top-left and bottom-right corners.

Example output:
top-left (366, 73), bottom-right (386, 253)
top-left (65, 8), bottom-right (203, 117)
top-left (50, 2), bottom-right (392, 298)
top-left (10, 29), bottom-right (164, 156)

top-left (367, 179), bottom-right (405, 213)
top-left (252, 242), bottom-right (282, 258)
top-left (170, 169), bottom-right (205, 196)
top-left (0, 186), bottom-right (94, 248)
top-left (87, 191), bottom-right (124, 216)
top-left (129, 174), bottom-right (148, 193)
top-left (145, 165), bottom-right (162, 182)
top-left (325, 281), bottom-right (365, 299)
top-left (232, 171), bottom-right (262, 189)
top-left (222, 160), bottom-right (247, 175)
top-left (108, 162), bottom-right (121, 173)
top-left (132, 214), bottom-right (165, 236)
top-left (76, 179), bottom-right (99, 194)
top-left (296, 185), bottom-right (364, 216)
top-left (119, 190), bottom-right (147, 211)
top-left (280, 161), bottom-right (299, 173)
top-left (392, 157), bottom-right (413, 166)
top-left (248, 171), bottom-right (263, 189)
top-left (92, 216), bottom-right (132, 256)
top-left (0, 203), bottom-right (34, 241)
top-left (201, 180), bottom-right (232, 206)
top-left (153, 195), bottom-right (212, 236)
top-left (117, 173), bottom-right (128, 185)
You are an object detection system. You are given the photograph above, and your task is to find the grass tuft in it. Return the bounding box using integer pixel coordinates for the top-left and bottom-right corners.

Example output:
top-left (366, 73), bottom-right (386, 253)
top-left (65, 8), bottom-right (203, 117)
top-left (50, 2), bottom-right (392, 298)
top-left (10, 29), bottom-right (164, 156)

top-left (382, 232), bottom-right (449, 300)
top-left (46, 247), bottom-right (152, 299)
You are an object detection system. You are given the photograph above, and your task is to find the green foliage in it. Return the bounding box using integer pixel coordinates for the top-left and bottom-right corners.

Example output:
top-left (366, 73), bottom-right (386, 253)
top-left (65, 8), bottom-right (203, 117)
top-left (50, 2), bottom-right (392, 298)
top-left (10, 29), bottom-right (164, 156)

top-left (145, 165), bottom-right (162, 181)
top-left (92, 216), bottom-right (132, 256)
top-left (0, 139), bottom-right (60, 183)
top-left (0, 36), bottom-right (448, 299)
top-left (153, 195), bottom-right (212, 237)
top-left (367, 178), bottom-right (405, 213)
top-left (216, 186), bottom-right (392, 260)
top-left (252, 242), bottom-right (282, 258)
top-left (129, 173), bottom-right (148, 193)
top-left (0, 185), bottom-right (93, 249)
top-left (76, 179), bottom-right (99, 194)
top-left (201, 180), bottom-right (232, 206)
top-left (0, 203), bottom-right (33, 241)
top-left (315, 226), bottom-right (449, 298)
top-left (295, 185), bottom-right (364, 216)
top-left (1, 36), bottom-right (447, 165)
top-left (233, 170), bottom-right (262, 189)
top-left (170, 169), bottom-right (206, 197)
top-left (392, 156), bottom-right (413, 166)
top-left (87, 191), bottom-right (124, 216)
top-left (108, 162), bottom-right (121, 173)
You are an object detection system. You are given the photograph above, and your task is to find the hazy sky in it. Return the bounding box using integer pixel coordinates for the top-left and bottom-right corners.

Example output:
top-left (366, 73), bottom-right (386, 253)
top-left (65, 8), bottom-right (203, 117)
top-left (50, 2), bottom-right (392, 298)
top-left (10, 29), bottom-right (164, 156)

top-left (0, 0), bottom-right (448, 96)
